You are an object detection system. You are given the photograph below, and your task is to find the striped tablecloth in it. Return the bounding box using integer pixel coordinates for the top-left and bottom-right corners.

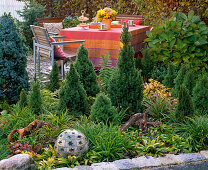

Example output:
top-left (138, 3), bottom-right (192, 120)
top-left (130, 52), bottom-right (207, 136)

top-left (60, 25), bottom-right (150, 69)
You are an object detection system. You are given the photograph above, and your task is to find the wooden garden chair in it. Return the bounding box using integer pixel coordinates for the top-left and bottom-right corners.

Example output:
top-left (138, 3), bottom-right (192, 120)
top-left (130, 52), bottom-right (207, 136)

top-left (30, 25), bottom-right (85, 79)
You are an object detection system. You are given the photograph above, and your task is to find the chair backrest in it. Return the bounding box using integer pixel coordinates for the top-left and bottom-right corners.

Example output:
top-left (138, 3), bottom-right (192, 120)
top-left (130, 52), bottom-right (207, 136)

top-left (30, 25), bottom-right (52, 58)
top-left (116, 14), bottom-right (143, 23)
top-left (37, 17), bottom-right (65, 27)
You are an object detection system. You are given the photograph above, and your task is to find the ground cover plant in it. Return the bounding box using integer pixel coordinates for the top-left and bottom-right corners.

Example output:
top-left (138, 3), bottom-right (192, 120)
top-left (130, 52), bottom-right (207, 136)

top-left (0, 10), bottom-right (208, 170)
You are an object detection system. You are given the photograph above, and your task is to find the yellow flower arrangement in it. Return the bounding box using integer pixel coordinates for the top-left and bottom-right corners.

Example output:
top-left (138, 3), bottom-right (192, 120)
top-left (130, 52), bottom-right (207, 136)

top-left (96, 7), bottom-right (117, 21)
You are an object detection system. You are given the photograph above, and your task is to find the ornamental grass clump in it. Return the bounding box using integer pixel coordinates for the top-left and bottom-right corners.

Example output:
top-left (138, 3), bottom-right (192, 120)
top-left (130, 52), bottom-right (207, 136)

top-left (59, 62), bottom-right (88, 114)
top-left (108, 23), bottom-right (143, 113)
top-left (192, 73), bottom-right (208, 114)
top-left (0, 14), bottom-right (29, 104)
top-left (74, 45), bottom-right (99, 97)
top-left (47, 62), bottom-right (60, 92)
top-left (89, 93), bottom-right (118, 125)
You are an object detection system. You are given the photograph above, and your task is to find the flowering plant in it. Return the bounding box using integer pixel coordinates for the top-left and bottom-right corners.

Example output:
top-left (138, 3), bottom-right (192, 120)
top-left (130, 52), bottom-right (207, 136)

top-left (96, 7), bottom-right (117, 21)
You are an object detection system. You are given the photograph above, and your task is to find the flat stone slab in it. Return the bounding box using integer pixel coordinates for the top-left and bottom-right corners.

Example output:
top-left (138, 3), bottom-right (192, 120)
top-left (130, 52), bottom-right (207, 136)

top-left (174, 153), bottom-right (206, 163)
top-left (157, 154), bottom-right (178, 166)
top-left (74, 165), bottom-right (92, 170)
top-left (132, 156), bottom-right (161, 168)
top-left (200, 150), bottom-right (208, 159)
top-left (91, 162), bottom-right (119, 170)
top-left (0, 154), bottom-right (37, 170)
top-left (113, 159), bottom-right (138, 170)
top-left (53, 168), bottom-right (73, 170)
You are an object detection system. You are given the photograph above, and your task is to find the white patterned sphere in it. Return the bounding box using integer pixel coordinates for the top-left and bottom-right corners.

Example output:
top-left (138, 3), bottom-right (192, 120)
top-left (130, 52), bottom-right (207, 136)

top-left (54, 129), bottom-right (88, 158)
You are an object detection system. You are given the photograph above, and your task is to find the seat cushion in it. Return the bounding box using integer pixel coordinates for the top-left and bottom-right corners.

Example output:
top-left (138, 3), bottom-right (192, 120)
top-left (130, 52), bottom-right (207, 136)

top-left (43, 22), bottom-right (63, 34)
top-left (121, 19), bottom-right (142, 25)
top-left (50, 37), bottom-right (66, 59)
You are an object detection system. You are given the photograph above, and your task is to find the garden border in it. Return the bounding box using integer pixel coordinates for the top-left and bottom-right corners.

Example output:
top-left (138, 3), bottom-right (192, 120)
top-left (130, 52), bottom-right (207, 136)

top-left (1, 151), bottom-right (208, 169)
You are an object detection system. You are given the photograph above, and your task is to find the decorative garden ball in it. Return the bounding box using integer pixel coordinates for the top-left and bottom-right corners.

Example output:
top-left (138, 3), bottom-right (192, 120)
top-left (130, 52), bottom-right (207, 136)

top-left (54, 129), bottom-right (88, 158)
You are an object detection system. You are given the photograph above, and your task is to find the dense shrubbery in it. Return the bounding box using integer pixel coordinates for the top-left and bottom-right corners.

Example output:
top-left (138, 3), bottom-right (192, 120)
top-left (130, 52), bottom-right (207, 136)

top-left (0, 14), bottom-right (29, 104)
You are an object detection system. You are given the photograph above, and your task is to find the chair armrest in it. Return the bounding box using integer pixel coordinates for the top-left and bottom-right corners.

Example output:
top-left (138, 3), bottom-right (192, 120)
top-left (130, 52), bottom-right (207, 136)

top-left (48, 32), bottom-right (59, 36)
top-left (51, 40), bottom-right (85, 45)
top-left (51, 36), bottom-right (66, 39)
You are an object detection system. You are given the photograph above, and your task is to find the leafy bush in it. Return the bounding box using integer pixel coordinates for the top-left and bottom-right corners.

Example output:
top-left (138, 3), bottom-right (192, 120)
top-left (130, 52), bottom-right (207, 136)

top-left (74, 45), bottom-right (99, 97)
top-left (146, 11), bottom-right (208, 71)
top-left (63, 16), bottom-right (80, 28)
top-left (47, 62), bottom-right (60, 92)
top-left (58, 62), bottom-right (88, 114)
top-left (192, 73), bottom-right (208, 114)
top-left (76, 118), bottom-right (134, 162)
top-left (89, 93), bottom-right (118, 125)
top-left (98, 53), bottom-right (115, 93)
top-left (176, 115), bottom-right (208, 150)
top-left (0, 14), bottom-right (29, 104)
top-left (108, 23), bottom-right (143, 113)
top-left (17, 0), bottom-right (45, 48)
top-left (175, 85), bottom-right (194, 122)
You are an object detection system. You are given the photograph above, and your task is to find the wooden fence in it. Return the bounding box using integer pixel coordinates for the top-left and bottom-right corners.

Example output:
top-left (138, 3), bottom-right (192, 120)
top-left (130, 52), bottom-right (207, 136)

top-left (0, 0), bottom-right (25, 21)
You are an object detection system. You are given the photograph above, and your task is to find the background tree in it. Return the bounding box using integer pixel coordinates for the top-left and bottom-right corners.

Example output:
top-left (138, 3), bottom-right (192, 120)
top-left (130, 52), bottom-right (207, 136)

top-left (0, 14), bottom-right (29, 104)
top-left (59, 62), bottom-right (88, 114)
top-left (74, 45), bottom-right (99, 97)
top-left (47, 62), bottom-right (60, 92)
top-left (108, 23), bottom-right (143, 113)
top-left (192, 74), bottom-right (208, 114)
top-left (175, 85), bottom-right (194, 122)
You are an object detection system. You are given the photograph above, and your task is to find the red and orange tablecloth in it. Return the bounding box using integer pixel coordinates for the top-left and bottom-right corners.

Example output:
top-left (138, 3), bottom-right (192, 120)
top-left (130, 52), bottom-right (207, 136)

top-left (59, 25), bottom-right (150, 69)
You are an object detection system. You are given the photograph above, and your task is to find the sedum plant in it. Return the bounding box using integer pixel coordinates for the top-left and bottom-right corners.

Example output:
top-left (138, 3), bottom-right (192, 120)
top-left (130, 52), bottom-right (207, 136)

top-left (74, 45), bottom-right (99, 97)
top-left (0, 14), bottom-right (29, 104)
top-left (59, 62), bottom-right (88, 114)
top-left (108, 23), bottom-right (143, 113)
top-left (146, 10), bottom-right (208, 71)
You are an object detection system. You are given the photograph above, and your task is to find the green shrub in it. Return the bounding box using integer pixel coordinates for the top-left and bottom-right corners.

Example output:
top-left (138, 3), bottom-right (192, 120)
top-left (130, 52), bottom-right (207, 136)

top-left (163, 63), bottom-right (176, 89)
top-left (89, 93), bottom-right (118, 124)
top-left (182, 69), bottom-right (196, 96)
top-left (98, 53), bottom-right (115, 93)
top-left (192, 73), bottom-right (208, 114)
top-left (177, 115), bottom-right (208, 150)
top-left (47, 62), bottom-right (60, 92)
top-left (146, 10), bottom-right (208, 71)
top-left (58, 62), bottom-right (88, 114)
top-left (174, 64), bottom-right (187, 96)
top-left (0, 14), bottom-right (29, 104)
top-left (75, 118), bottom-right (134, 162)
top-left (19, 89), bottom-right (28, 109)
top-left (151, 63), bottom-right (167, 83)
top-left (17, 0), bottom-right (45, 48)
top-left (28, 77), bottom-right (43, 114)
top-left (74, 45), bottom-right (99, 97)
top-left (108, 23), bottom-right (143, 113)
top-left (175, 85), bottom-right (194, 122)
top-left (63, 16), bottom-right (80, 28)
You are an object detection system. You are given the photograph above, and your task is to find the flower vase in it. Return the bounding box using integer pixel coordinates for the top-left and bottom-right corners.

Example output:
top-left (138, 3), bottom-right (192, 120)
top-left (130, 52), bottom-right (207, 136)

top-left (102, 19), bottom-right (111, 30)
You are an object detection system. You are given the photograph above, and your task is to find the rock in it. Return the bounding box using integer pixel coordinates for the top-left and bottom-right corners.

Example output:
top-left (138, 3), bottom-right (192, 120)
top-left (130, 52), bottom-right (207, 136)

top-left (0, 154), bottom-right (37, 170)
top-left (200, 150), bottom-right (208, 159)
top-left (157, 154), bottom-right (178, 166)
top-left (54, 129), bottom-right (89, 158)
top-left (174, 153), bottom-right (206, 163)
top-left (113, 159), bottom-right (138, 170)
top-left (132, 156), bottom-right (161, 168)
top-left (74, 165), bottom-right (92, 170)
top-left (91, 162), bottom-right (119, 170)
top-left (53, 168), bottom-right (73, 170)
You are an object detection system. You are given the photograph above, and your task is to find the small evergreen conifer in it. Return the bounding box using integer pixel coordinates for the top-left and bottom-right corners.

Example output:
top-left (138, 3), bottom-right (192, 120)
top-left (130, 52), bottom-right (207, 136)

top-left (182, 69), bottom-right (195, 96)
top-left (163, 63), bottom-right (175, 88)
top-left (192, 74), bottom-right (208, 114)
top-left (0, 14), bottom-right (29, 104)
top-left (59, 62), bottom-right (88, 114)
top-left (19, 89), bottom-right (27, 109)
top-left (89, 93), bottom-right (118, 124)
top-left (108, 23), bottom-right (143, 113)
top-left (28, 76), bottom-right (42, 114)
top-left (141, 49), bottom-right (153, 82)
top-left (74, 45), bottom-right (99, 97)
top-left (47, 62), bottom-right (60, 92)
top-left (175, 85), bottom-right (194, 121)
top-left (174, 64), bottom-right (187, 96)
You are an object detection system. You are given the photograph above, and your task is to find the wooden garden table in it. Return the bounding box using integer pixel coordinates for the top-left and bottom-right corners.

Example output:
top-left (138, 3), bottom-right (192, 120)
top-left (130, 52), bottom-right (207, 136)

top-left (59, 25), bottom-right (150, 69)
